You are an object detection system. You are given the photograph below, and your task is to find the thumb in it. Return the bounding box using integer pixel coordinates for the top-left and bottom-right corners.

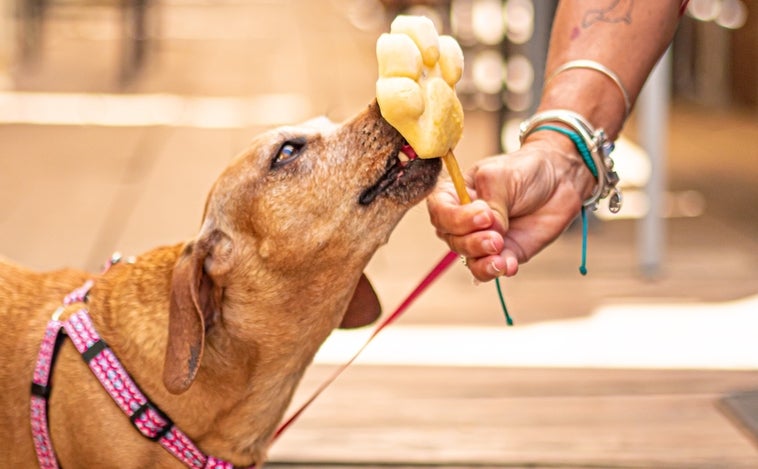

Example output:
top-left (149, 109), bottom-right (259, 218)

top-left (469, 165), bottom-right (510, 236)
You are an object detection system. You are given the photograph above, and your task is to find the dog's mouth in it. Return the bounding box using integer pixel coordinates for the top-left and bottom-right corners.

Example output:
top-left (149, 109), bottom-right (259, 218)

top-left (359, 142), bottom-right (441, 205)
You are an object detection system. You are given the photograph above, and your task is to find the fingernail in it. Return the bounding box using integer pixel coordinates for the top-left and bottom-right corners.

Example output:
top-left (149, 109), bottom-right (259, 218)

top-left (487, 261), bottom-right (502, 277)
top-left (482, 238), bottom-right (496, 254)
top-left (473, 212), bottom-right (489, 228)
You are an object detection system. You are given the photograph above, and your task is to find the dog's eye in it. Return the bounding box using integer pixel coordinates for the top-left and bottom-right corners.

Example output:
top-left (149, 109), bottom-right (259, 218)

top-left (272, 140), bottom-right (305, 168)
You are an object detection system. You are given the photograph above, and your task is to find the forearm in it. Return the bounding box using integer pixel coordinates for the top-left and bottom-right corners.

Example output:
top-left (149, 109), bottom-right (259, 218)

top-left (429, 1), bottom-right (689, 278)
top-left (538, 0), bottom-right (683, 139)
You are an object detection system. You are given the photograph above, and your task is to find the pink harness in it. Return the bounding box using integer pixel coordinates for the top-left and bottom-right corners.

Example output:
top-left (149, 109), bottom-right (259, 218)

top-left (30, 261), bottom-right (248, 469)
top-left (30, 251), bottom-right (458, 468)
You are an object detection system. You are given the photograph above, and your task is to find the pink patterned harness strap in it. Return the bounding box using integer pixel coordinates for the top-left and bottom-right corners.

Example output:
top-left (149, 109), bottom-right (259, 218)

top-left (30, 280), bottom-right (254, 469)
top-left (31, 249), bottom-right (459, 468)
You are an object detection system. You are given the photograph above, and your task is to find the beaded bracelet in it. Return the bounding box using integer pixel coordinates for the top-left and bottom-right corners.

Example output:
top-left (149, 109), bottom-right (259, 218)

top-left (533, 124), bottom-right (598, 179)
top-left (519, 109), bottom-right (622, 212)
top-left (519, 110), bottom-right (623, 275)
top-left (527, 125), bottom-right (597, 274)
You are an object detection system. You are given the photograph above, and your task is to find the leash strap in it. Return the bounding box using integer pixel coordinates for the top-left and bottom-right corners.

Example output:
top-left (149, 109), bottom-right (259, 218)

top-left (272, 250), bottom-right (458, 440)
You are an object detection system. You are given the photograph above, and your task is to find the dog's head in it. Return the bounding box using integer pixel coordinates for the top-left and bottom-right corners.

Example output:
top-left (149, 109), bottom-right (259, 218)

top-left (164, 101), bottom-right (441, 394)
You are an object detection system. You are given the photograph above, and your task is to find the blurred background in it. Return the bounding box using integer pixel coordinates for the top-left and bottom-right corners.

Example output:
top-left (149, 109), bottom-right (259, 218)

top-left (1, 0), bottom-right (757, 467)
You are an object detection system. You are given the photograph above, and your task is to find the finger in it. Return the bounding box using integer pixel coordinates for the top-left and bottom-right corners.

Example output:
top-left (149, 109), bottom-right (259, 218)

top-left (500, 249), bottom-right (520, 277)
top-left (462, 247), bottom-right (521, 282)
top-left (427, 179), bottom-right (459, 206)
top-left (443, 230), bottom-right (504, 260)
top-left (465, 254), bottom-right (507, 282)
top-left (468, 163), bottom-right (510, 235)
top-left (427, 196), bottom-right (494, 237)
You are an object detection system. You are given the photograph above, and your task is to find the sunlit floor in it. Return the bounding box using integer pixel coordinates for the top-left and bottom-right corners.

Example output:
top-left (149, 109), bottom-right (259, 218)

top-left (316, 294), bottom-right (758, 370)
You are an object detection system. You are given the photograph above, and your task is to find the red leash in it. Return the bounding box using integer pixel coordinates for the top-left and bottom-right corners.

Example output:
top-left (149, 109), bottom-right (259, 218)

top-left (272, 250), bottom-right (458, 440)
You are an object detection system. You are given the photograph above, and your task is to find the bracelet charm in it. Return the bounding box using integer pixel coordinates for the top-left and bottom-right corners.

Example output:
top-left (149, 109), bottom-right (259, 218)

top-left (597, 129), bottom-right (623, 213)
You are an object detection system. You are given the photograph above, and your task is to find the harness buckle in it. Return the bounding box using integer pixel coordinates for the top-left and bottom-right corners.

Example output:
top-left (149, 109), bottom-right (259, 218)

top-left (129, 401), bottom-right (174, 442)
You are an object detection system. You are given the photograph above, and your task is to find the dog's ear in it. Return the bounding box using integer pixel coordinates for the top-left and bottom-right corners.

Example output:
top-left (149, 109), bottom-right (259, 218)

top-left (339, 273), bottom-right (382, 329)
top-left (164, 230), bottom-right (232, 394)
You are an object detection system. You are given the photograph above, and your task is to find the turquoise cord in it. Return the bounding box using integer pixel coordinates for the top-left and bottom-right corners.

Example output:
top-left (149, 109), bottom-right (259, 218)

top-left (533, 125), bottom-right (596, 275)
top-left (495, 277), bottom-right (514, 326)
top-left (580, 206), bottom-right (588, 275)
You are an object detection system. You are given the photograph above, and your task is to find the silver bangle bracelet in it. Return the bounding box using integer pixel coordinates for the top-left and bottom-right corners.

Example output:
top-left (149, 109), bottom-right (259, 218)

top-left (546, 60), bottom-right (632, 118)
top-left (519, 109), bottom-right (622, 213)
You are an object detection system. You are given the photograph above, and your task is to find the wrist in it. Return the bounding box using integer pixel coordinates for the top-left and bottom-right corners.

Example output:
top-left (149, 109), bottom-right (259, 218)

top-left (519, 109), bottom-right (623, 213)
top-left (520, 131), bottom-right (597, 202)
top-left (538, 69), bottom-right (627, 140)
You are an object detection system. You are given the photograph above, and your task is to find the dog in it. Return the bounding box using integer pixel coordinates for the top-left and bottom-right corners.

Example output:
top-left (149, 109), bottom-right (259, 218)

top-left (0, 100), bottom-right (441, 468)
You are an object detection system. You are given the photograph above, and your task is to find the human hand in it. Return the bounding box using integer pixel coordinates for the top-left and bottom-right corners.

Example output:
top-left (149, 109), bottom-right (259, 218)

top-left (426, 133), bottom-right (596, 282)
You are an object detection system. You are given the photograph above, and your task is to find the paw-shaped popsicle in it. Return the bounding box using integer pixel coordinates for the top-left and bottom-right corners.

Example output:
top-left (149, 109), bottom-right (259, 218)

top-left (376, 15), bottom-right (464, 159)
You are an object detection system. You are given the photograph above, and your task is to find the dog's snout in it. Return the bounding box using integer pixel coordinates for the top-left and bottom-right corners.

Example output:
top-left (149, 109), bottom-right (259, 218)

top-left (350, 100), bottom-right (398, 138)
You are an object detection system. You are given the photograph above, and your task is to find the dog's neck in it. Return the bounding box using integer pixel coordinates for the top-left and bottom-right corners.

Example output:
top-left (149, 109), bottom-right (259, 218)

top-left (85, 243), bottom-right (343, 466)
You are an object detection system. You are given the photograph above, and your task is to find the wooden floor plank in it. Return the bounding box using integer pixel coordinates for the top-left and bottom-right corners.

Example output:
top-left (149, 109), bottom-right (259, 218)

top-left (268, 366), bottom-right (758, 468)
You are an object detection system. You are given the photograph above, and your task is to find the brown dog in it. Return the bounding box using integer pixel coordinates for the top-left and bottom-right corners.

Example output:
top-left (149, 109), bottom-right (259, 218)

top-left (0, 101), bottom-right (441, 468)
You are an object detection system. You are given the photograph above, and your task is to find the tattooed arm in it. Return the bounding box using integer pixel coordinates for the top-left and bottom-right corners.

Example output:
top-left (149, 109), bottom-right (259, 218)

top-left (426, 0), bottom-right (686, 281)
top-left (541, 0), bottom-right (684, 139)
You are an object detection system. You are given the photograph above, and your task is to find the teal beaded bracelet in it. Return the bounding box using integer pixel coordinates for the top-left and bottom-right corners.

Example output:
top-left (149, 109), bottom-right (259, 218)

top-left (518, 109), bottom-right (622, 213)
top-left (529, 124), bottom-right (598, 274)
top-left (533, 124), bottom-right (599, 179)
top-left (518, 111), bottom-right (625, 276)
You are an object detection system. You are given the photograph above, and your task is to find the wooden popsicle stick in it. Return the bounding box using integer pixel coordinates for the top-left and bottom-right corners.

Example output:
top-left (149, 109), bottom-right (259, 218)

top-left (441, 149), bottom-right (471, 204)
top-left (442, 149), bottom-right (514, 324)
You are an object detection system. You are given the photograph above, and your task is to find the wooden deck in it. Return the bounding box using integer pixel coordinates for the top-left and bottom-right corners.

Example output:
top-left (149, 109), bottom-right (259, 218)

top-left (267, 366), bottom-right (758, 468)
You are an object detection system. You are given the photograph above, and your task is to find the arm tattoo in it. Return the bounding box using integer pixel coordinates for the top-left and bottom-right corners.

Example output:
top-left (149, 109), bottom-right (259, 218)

top-left (582, 0), bottom-right (634, 28)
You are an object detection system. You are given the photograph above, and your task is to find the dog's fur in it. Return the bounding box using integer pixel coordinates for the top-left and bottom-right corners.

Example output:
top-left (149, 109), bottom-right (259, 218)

top-left (0, 101), bottom-right (441, 468)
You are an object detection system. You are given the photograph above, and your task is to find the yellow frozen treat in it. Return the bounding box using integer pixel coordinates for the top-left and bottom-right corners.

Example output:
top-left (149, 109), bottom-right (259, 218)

top-left (376, 15), bottom-right (464, 160)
